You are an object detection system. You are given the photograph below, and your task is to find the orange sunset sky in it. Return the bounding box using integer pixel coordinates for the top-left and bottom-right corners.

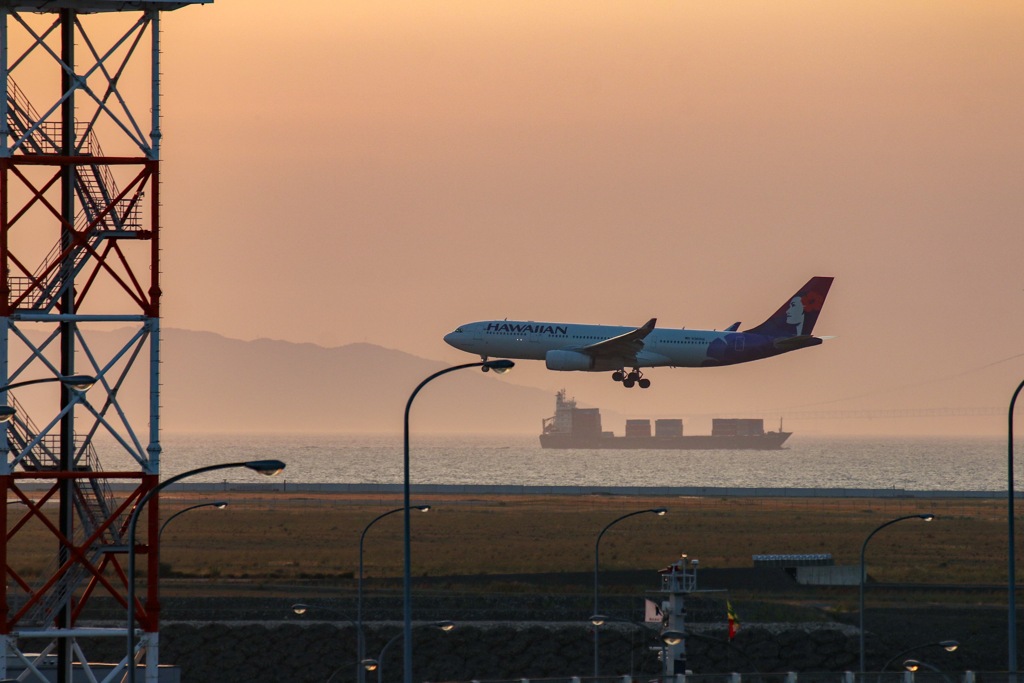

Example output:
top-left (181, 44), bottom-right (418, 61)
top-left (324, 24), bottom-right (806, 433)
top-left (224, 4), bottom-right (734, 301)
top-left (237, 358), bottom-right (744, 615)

top-left (27, 1), bottom-right (1023, 435)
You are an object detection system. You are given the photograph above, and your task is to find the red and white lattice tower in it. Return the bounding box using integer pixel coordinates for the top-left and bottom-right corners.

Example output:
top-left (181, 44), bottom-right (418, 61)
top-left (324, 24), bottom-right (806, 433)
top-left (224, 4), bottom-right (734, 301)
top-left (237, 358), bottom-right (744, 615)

top-left (1, 2), bottom-right (208, 680)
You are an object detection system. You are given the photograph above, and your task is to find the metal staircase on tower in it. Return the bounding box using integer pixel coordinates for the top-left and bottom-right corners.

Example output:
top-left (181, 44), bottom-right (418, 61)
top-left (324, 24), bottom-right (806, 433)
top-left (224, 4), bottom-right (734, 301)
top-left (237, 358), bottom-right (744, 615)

top-left (3, 396), bottom-right (125, 628)
top-left (5, 77), bottom-right (148, 313)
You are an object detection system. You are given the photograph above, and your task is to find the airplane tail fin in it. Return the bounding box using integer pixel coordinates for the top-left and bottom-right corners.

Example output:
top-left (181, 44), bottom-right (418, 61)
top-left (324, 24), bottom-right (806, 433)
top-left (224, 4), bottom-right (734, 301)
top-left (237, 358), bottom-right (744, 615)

top-left (742, 276), bottom-right (834, 338)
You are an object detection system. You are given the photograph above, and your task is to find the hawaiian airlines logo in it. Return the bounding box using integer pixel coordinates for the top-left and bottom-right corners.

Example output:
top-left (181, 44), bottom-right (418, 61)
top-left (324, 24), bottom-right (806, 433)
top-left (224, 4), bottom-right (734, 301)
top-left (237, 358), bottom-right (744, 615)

top-left (785, 288), bottom-right (826, 336)
top-left (486, 322), bottom-right (568, 335)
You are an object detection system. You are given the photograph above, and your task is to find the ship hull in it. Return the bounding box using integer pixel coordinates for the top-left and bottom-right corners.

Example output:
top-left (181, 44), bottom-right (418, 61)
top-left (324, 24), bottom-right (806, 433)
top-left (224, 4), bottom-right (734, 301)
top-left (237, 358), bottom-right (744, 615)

top-left (539, 432), bottom-right (791, 450)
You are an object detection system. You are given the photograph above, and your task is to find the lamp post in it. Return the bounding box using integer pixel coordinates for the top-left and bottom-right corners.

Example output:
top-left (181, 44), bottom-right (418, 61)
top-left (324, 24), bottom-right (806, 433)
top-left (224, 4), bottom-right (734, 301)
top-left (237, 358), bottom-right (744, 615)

top-left (0, 376), bottom-right (95, 403)
top-left (593, 507), bottom-right (667, 678)
top-left (126, 460), bottom-right (285, 681)
top-left (903, 658), bottom-right (955, 683)
top-left (660, 629), bottom-right (760, 676)
top-left (402, 359), bottom-right (513, 683)
top-left (858, 513), bottom-right (935, 673)
top-left (879, 640), bottom-right (958, 677)
top-left (363, 621), bottom-right (455, 683)
top-left (590, 615), bottom-right (689, 678)
top-left (1009, 379), bottom-right (1024, 677)
top-left (359, 505), bottom-right (430, 683)
top-left (157, 501), bottom-right (228, 540)
top-left (291, 602), bottom-right (358, 681)
top-left (291, 603), bottom-right (355, 624)
top-left (0, 374), bottom-right (96, 425)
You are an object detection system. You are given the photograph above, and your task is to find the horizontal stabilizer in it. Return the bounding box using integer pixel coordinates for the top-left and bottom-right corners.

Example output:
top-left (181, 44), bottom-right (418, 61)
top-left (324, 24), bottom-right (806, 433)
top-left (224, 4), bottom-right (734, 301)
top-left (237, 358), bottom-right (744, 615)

top-left (772, 335), bottom-right (823, 352)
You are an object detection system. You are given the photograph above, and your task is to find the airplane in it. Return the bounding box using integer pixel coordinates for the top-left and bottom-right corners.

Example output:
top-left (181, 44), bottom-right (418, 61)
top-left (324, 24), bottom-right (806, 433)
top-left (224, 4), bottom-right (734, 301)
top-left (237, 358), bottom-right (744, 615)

top-left (443, 276), bottom-right (834, 388)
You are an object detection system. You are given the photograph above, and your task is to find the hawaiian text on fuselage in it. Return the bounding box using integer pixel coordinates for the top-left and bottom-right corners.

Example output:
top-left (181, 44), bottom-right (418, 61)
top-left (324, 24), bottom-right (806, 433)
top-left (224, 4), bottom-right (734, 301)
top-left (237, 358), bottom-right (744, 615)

top-left (486, 323), bottom-right (569, 335)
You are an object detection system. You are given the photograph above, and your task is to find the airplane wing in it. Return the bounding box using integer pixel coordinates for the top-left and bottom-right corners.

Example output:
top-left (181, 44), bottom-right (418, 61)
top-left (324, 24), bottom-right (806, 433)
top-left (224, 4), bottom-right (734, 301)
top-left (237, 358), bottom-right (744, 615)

top-left (580, 318), bottom-right (657, 359)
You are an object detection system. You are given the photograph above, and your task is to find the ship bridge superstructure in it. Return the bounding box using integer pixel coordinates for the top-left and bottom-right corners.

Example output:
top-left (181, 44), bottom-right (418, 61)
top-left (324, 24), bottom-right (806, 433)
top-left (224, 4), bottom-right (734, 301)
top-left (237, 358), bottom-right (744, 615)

top-left (2, 1), bottom-right (208, 680)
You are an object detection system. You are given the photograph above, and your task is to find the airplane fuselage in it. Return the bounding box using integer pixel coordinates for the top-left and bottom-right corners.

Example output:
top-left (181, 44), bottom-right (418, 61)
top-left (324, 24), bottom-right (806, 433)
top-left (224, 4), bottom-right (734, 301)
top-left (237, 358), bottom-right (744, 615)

top-left (444, 320), bottom-right (802, 370)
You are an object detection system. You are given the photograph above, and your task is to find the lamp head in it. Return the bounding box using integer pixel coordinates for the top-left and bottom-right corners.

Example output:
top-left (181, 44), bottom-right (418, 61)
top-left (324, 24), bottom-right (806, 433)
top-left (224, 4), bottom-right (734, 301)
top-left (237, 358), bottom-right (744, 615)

top-left (652, 507), bottom-right (668, 516)
top-left (245, 460), bottom-right (286, 476)
top-left (589, 614), bottom-right (608, 626)
top-left (61, 375), bottom-right (96, 392)
top-left (291, 603), bottom-right (309, 615)
top-left (433, 620), bottom-right (456, 632)
top-left (213, 501), bottom-right (229, 509)
top-left (415, 505), bottom-right (431, 512)
top-left (362, 659), bottom-right (379, 672)
top-left (940, 640), bottom-right (959, 652)
top-left (0, 406), bottom-right (15, 424)
top-left (661, 630), bottom-right (685, 646)
top-left (903, 660), bottom-right (921, 672)
top-left (483, 359), bottom-right (515, 375)
top-left (920, 513), bottom-right (935, 522)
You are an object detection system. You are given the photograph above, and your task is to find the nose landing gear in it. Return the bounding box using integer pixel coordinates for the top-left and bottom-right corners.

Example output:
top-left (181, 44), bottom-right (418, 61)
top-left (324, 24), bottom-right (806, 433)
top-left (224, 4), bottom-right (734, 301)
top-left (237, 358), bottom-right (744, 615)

top-left (612, 369), bottom-right (650, 389)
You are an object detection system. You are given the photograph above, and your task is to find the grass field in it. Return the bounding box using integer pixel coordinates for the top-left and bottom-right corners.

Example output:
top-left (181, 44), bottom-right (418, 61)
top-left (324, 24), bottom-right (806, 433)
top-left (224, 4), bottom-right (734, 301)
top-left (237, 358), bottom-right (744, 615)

top-left (7, 491), bottom-right (1008, 605)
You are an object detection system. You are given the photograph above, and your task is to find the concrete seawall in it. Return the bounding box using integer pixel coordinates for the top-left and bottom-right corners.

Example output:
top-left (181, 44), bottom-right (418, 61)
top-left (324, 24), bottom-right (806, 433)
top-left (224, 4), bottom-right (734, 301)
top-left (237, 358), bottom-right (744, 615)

top-left (59, 623), bottom-right (857, 683)
top-left (50, 614), bottom-right (996, 683)
top-left (41, 482), bottom-right (1011, 498)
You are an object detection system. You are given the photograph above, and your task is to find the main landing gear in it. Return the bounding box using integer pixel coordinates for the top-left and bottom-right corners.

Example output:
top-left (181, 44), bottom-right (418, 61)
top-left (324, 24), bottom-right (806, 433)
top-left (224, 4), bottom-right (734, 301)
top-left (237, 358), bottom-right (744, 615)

top-left (612, 369), bottom-right (650, 389)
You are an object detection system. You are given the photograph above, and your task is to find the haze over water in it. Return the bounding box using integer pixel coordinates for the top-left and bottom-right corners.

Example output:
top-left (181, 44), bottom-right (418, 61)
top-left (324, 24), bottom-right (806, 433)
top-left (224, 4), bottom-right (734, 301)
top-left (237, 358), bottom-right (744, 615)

top-left (143, 433), bottom-right (1011, 491)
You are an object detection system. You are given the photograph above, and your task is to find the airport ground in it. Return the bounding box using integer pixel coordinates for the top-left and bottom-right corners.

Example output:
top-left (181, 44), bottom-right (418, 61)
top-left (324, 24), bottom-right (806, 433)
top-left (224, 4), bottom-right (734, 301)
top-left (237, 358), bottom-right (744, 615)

top-left (123, 490), bottom-right (1005, 593)
top-left (10, 490), bottom-right (1019, 679)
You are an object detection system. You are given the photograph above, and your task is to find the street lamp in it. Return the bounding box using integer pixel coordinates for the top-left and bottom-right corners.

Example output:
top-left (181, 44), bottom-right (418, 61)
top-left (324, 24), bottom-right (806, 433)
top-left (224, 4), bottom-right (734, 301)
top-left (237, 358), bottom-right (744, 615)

top-left (1009, 378), bottom-right (1024, 677)
top-left (879, 640), bottom-right (958, 677)
top-left (125, 459), bottom-right (285, 681)
top-left (903, 658), bottom-right (955, 683)
top-left (158, 501), bottom-right (228, 540)
top-left (858, 513), bottom-right (935, 673)
top-left (363, 621), bottom-right (455, 683)
top-left (0, 374), bottom-right (95, 396)
top-left (402, 359), bottom-right (513, 683)
top-left (291, 603), bottom-right (355, 624)
top-left (659, 629), bottom-right (760, 676)
top-left (593, 507), bottom-right (667, 677)
top-left (661, 630), bottom-right (684, 646)
top-left (0, 374), bottom-right (96, 423)
top-left (292, 601), bottom-right (359, 679)
top-left (359, 505), bottom-right (430, 683)
top-left (589, 614), bottom-right (676, 677)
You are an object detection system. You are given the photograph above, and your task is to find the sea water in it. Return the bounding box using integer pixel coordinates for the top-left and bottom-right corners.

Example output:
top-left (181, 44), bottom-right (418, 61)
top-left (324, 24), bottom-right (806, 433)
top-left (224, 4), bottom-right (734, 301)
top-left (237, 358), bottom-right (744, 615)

top-left (120, 433), bottom-right (1012, 491)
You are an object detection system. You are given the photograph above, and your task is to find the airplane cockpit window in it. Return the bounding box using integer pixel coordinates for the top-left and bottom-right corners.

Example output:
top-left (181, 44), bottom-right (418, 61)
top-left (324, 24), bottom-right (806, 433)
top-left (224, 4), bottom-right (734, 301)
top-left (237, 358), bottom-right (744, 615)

top-left (453, 327), bottom-right (463, 334)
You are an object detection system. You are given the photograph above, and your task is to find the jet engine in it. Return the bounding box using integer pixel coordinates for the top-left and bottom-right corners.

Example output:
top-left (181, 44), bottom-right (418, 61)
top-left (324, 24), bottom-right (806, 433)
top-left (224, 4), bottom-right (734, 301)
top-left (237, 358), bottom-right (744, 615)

top-left (545, 350), bottom-right (595, 371)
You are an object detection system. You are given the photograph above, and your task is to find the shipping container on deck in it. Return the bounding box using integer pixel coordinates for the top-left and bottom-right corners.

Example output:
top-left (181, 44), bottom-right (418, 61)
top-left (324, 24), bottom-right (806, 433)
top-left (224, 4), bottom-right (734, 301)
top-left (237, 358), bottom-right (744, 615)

top-left (712, 418), bottom-right (765, 436)
top-left (655, 419), bottom-right (684, 437)
top-left (625, 419), bottom-right (652, 438)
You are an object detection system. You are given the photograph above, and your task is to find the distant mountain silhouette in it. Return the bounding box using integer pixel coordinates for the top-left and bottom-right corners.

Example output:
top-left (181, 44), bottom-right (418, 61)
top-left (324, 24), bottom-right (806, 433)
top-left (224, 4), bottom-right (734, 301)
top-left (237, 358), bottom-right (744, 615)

top-left (103, 329), bottom-right (553, 434)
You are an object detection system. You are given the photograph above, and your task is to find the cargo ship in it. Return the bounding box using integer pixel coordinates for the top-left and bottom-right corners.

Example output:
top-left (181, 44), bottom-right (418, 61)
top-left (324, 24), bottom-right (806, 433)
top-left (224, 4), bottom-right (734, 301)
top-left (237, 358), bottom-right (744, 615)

top-left (539, 390), bottom-right (791, 450)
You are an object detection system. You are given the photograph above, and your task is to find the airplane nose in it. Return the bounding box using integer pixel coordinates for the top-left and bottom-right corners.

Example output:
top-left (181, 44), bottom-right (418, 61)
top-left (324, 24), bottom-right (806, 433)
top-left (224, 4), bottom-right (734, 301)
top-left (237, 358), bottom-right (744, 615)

top-left (443, 332), bottom-right (457, 347)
